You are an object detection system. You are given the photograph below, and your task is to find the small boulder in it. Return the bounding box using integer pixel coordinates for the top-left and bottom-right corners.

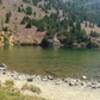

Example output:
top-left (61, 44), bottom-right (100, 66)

top-left (81, 75), bottom-right (87, 80)
top-left (0, 64), bottom-right (7, 74)
top-left (27, 78), bottom-right (33, 82)
top-left (47, 75), bottom-right (54, 80)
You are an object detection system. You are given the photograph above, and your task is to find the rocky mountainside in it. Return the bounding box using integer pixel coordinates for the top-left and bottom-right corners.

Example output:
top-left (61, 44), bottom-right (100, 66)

top-left (0, 0), bottom-right (100, 48)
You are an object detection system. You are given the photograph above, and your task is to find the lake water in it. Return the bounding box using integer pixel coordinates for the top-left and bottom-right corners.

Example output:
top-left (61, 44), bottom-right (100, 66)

top-left (0, 47), bottom-right (100, 79)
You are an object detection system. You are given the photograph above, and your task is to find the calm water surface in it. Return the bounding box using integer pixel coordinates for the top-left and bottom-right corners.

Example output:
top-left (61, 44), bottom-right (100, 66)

top-left (0, 47), bottom-right (100, 79)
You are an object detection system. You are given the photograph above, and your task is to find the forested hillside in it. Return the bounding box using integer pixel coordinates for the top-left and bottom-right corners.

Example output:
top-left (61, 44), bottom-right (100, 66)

top-left (0, 0), bottom-right (100, 48)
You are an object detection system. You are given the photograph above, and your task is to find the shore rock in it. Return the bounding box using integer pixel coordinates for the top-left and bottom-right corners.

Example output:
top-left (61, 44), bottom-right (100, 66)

top-left (81, 75), bottom-right (87, 80)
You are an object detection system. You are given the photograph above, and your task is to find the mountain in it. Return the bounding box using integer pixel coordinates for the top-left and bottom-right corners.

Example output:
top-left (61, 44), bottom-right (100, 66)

top-left (0, 0), bottom-right (100, 48)
top-left (65, 0), bottom-right (100, 24)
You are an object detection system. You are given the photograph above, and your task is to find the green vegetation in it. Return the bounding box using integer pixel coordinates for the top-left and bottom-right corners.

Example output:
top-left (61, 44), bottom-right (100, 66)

top-left (1, 0), bottom-right (100, 48)
top-left (0, 87), bottom-right (45, 100)
top-left (31, 0), bottom-right (40, 6)
top-left (90, 31), bottom-right (100, 37)
top-left (20, 0), bottom-right (92, 47)
top-left (5, 12), bottom-right (11, 23)
top-left (4, 80), bottom-right (14, 88)
top-left (21, 84), bottom-right (41, 94)
top-left (0, 0), bottom-right (2, 4)
top-left (0, 80), bottom-right (45, 100)
top-left (23, 0), bottom-right (31, 3)
top-left (22, 0), bottom-right (100, 25)
top-left (25, 6), bottom-right (33, 15)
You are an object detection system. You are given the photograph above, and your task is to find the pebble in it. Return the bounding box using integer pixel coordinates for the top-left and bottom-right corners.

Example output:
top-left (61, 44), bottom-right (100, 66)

top-left (27, 78), bottom-right (33, 82)
top-left (54, 79), bottom-right (63, 85)
top-left (42, 76), bottom-right (48, 81)
top-left (81, 75), bottom-right (87, 80)
top-left (47, 75), bottom-right (54, 80)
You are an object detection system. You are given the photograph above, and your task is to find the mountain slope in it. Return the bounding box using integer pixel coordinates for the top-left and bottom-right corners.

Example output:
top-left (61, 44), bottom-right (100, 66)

top-left (0, 0), bottom-right (100, 48)
top-left (64, 0), bottom-right (100, 24)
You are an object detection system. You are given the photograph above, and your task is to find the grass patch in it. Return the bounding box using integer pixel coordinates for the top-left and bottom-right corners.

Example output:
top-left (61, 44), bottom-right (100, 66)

top-left (4, 80), bottom-right (14, 88)
top-left (21, 84), bottom-right (41, 94)
top-left (0, 87), bottom-right (45, 100)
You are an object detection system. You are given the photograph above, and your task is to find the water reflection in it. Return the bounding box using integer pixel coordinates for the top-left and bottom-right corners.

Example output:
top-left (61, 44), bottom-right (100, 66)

top-left (0, 47), bottom-right (100, 79)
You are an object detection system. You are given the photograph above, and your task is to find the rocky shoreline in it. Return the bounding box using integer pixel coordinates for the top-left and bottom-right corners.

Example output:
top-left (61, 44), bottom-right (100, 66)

top-left (0, 67), bottom-right (100, 100)
top-left (0, 69), bottom-right (100, 90)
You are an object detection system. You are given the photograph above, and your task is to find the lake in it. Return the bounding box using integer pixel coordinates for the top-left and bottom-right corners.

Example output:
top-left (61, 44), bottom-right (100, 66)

top-left (0, 46), bottom-right (100, 79)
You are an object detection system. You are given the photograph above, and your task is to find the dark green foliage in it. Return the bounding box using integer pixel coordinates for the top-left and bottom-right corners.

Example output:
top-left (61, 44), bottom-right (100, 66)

top-left (21, 16), bottom-right (33, 28)
top-left (25, 20), bottom-right (32, 28)
top-left (23, 0), bottom-right (31, 3)
top-left (25, 6), bottom-right (32, 15)
top-left (5, 12), bottom-right (11, 23)
top-left (18, 7), bottom-right (23, 12)
top-left (3, 26), bottom-right (9, 32)
top-left (32, 0), bottom-right (41, 6)
top-left (0, 0), bottom-right (2, 4)
top-left (90, 31), bottom-right (100, 37)
top-left (20, 0), bottom-right (99, 47)
top-left (18, 7), bottom-right (21, 12)
top-left (22, 0), bottom-right (100, 24)
top-left (97, 21), bottom-right (100, 27)
top-left (32, 19), bottom-right (45, 32)
top-left (33, 12), bottom-right (36, 17)
top-left (21, 16), bottom-right (30, 25)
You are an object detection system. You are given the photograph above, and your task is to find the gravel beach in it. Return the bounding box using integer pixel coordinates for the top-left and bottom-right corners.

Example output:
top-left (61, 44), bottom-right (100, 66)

top-left (0, 70), bottom-right (100, 100)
